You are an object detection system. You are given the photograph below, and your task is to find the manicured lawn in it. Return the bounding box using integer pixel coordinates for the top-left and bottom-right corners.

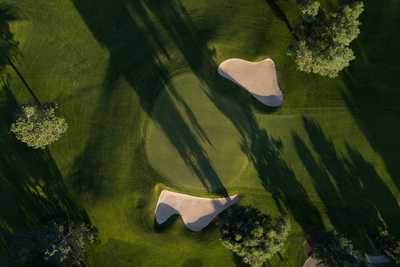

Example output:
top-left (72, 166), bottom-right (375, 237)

top-left (1, 0), bottom-right (400, 266)
top-left (146, 72), bottom-right (250, 192)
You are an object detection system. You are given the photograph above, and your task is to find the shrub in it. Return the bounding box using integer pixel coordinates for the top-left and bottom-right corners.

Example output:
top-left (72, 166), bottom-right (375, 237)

top-left (219, 206), bottom-right (290, 267)
top-left (10, 103), bottom-right (68, 149)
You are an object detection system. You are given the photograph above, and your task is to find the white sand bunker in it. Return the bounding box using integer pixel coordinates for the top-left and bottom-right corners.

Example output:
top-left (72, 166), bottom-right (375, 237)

top-left (218, 58), bottom-right (283, 107)
top-left (155, 190), bottom-right (239, 231)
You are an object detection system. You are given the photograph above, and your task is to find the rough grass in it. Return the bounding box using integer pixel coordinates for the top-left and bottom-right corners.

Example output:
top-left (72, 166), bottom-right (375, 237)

top-left (0, 0), bottom-right (400, 266)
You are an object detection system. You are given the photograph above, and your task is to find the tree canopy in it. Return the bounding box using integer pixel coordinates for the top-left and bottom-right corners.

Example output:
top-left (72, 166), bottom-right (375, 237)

top-left (374, 229), bottom-right (400, 264)
top-left (289, 1), bottom-right (364, 78)
top-left (10, 103), bottom-right (68, 149)
top-left (298, 0), bottom-right (321, 18)
top-left (310, 231), bottom-right (365, 267)
top-left (10, 222), bottom-right (97, 267)
top-left (219, 206), bottom-right (290, 267)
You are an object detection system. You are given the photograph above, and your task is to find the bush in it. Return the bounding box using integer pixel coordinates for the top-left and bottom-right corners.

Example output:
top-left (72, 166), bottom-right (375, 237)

top-left (10, 222), bottom-right (97, 267)
top-left (219, 206), bottom-right (290, 267)
top-left (289, 1), bottom-right (364, 78)
top-left (10, 103), bottom-right (68, 149)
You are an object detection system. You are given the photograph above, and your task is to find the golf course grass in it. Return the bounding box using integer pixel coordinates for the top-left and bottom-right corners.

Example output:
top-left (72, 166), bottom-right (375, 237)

top-left (146, 72), bottom-right (249, 192)
top-left (0, 0), bottom-right (400, 266)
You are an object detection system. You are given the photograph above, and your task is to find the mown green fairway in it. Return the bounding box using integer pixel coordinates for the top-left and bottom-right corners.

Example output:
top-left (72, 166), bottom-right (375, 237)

top-left (1, 0), bottom-right (400, 266)
top-left (146, 72), bottom-right (250, 192)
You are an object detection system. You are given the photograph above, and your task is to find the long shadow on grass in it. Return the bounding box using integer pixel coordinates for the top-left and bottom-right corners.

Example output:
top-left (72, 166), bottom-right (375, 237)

top-left (243, 127), bottom-right (324, 234)
top-left (71, 0), bottom-right (228, 196)
top-left (342, 1), bottom-right (400, 192)
top-left (0, 83), bottom-right (89, 265)
top-left (145, 0), bottom-right (282, 140)
top-left (264, 0), bottom-right (295, 38)
top-left (144, 0), bottom-right (324, 233)
top-left (293, 117), bottom-right (400, 249)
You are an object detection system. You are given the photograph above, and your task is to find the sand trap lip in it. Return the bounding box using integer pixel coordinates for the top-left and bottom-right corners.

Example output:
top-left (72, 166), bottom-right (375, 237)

top-left (218, 58), bottom-right (283, 107)
top-left (155, 190), bottom-right (239, 231)
top-left (303, 257), bottom-right (319, 267)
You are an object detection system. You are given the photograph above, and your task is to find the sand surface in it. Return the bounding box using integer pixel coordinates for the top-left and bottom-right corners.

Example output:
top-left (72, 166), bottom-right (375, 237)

top-left (218, 58), bottom-right (283, 107)
top-left (155, 190), bottom-right (239, 231)
top-left (303, 257), bottom-right (319, 267)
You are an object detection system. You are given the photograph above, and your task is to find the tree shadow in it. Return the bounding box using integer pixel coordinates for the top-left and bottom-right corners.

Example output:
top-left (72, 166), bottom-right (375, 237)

top-left (264, 0), bottom-right (295, 37)
top-left (70, 0), bottom-right (228, 196)
top-left (293, 117), bottom-right (400, 250)
top-left (142, 1), bottom-right (326, 232)
top-left (345, 145), bottom-right (400, 237)
top-left (0, 82), bottom-right (89, 264)
top-left (342, 1), bottom-right (400, 192)
top-left (0, 3), bottom-right (19, 70)
top-left (232, 253), bottom-right (250, 267)
top-left (146, 0), bottom-right (216, 80)
top-left (243, 127), bottom-right (324, 234)
top-left (146, 0), bottom-right (280, 117)
top-left (342, 92), bottom-right (400, 194)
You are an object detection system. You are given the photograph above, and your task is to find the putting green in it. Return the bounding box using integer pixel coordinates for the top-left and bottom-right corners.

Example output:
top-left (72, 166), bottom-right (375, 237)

top-left (145, 72), bottom-right (249, 192)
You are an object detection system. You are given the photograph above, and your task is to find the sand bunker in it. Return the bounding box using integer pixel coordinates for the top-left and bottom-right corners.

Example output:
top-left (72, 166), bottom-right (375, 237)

top-left (155, 190), bottom-right (239, 231)
top-left (303, 257), bottom-right (319, 267)
top-left (218, 58), bottom-right (283, 107)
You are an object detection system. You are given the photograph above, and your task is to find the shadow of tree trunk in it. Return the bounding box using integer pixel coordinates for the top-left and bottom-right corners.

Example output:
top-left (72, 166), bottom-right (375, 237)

top-left (264, 0), bottom-right (298, 40)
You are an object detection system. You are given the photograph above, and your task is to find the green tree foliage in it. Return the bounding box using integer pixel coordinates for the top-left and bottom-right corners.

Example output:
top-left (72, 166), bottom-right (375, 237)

top-left (311, 231), bottom-right (365, 267)
top-left (298, 0), bottom-right (320, 18)
top-left (10, 103), bottom-right (68, 149)
top-left (10, 222), bottom-right (97, 267)
top-left (219, 206), bottom-right (290, 267)
top-left (375, 229), bottom-right (400, 264)
top-left (289, 1), bottom-right (364, 78)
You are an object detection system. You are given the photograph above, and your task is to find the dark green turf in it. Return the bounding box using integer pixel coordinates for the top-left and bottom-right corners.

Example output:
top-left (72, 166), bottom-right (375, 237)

top-left (1, 0), bottom-right (400, 266)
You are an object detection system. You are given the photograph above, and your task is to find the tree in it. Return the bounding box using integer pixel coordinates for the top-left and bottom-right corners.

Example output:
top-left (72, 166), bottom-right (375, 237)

top-left (0, 5), bottom-right (68, 148)
top-left (289, 1), bottom-right (364, 78)
top-left (374, 229), bottom-right (400, 264)
top-left (10, 222), bottom-right (97, 267)
top-left (298, 0), bottom-right (320, 18)
top-left (10, 103), bottom-right (68, 149)
top-left (218, 206), bottom-right (290, 267)
top-left (310, 231), bottom-right (365, 267)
